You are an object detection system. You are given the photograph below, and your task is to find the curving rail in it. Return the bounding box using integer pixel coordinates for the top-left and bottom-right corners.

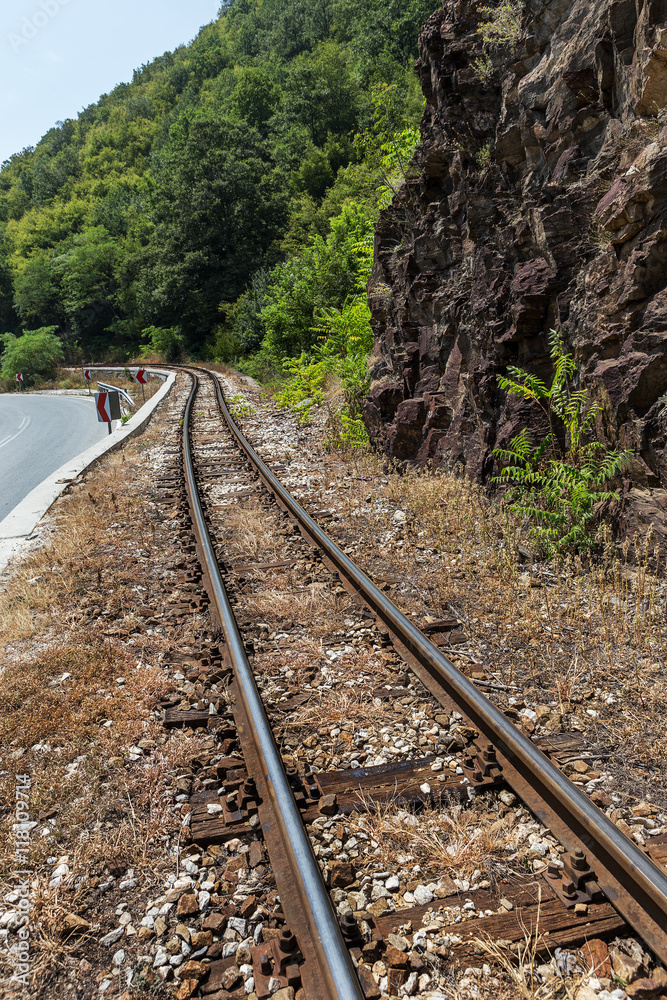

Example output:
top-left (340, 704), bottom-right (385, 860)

top-left (198, 367), bottom-right (667, 966)
top-left (183, 373), bottom-right (365, 1000)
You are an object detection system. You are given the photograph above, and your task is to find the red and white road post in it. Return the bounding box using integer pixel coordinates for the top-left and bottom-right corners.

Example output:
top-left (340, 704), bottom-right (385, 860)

top-left (83, 368), bottom-right (92, 395)
top-left (94, 390), bottom-right (122, 435)
top-left (15, 373), bottom-right (23, 392)
top-left (134, 368), bottom-right (147, 402)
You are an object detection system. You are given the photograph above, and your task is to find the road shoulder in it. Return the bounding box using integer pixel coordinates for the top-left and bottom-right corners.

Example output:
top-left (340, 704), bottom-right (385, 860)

top-left (0, 369), bottom-right (175, 577)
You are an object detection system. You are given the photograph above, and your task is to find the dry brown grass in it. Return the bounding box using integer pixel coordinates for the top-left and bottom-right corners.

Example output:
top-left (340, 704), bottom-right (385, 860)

top-left (212, 502), bottom-right (283, 561)
top-left (0, 391), bottom-right (189, 997)
top-left (469, 893), bottom-right (583, 1000)
top-left (285, 685), bottom-right (389, 732)
top-left (237, 583), bottom-right (350, 635)
top-left (0, 445), bottom-right (164, 643)
top-left (349, 796), bottom-right (515, 881)
top-left (310, 454), bottom-right (667, 807)
top-left (11, 888), bottom-right (95, 992)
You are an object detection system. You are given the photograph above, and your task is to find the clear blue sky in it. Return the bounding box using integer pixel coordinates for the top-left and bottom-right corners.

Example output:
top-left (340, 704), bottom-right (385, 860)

top-left (0, 0), bottom-right (221, 164)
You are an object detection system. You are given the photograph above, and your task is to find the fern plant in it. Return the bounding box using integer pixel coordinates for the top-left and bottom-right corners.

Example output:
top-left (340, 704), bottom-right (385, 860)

top-left (493, 330), bottom-right (631, 556)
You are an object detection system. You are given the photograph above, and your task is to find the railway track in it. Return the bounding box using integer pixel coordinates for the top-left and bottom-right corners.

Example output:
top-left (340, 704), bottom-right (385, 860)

top-left (155, 366), bottom-right (667, 1000)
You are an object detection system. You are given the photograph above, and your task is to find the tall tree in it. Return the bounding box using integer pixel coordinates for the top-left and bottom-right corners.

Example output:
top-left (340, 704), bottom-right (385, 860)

top-left (140, 112), bottom-right (288, 347)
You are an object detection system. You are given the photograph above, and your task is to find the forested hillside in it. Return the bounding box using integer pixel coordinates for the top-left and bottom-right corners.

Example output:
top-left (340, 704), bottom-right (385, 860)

top-left (0, 0), bottom-right (429, 377)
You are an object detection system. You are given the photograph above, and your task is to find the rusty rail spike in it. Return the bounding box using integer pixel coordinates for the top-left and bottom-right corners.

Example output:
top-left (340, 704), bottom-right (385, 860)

top-left (183, 373), bottom-right (365, 1000)
top-left (202, 365), bottom-right (667, 965)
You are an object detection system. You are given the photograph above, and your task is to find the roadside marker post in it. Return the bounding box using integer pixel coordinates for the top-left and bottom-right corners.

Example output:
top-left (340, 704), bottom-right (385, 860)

top-left (95, 390), bottom-right (121, 435)
top-left (83, 368), bottom-right (92, 395)
top-left (16, 373), bottom-right (23, 392)
top-left (134, 368), bottom-right (147, 402)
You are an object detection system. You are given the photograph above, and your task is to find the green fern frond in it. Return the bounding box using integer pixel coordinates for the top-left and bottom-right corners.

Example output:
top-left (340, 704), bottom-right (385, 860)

top-left (532, 433), bottom-right (553, 462)
top-left (494, 328), bottom-right (634, 556)
top-left (497, 370), bottom-right (550, 401)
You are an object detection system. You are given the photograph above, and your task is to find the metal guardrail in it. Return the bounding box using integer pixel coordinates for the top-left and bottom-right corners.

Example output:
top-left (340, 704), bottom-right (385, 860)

top-left (206, 368), bottom-right (667, 965)
top-left (96, 381), bottom-right (134, 407)
top-left (182, 373), bottom-right (365, 1000)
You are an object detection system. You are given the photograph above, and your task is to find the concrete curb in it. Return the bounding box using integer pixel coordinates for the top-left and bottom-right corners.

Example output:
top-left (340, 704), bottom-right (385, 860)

top-left (0, 368), bottom-right (175, 576)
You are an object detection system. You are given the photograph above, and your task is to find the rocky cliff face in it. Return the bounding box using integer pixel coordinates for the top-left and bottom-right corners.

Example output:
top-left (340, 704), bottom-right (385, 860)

top-left (365, 0), bottom-right (667, 532)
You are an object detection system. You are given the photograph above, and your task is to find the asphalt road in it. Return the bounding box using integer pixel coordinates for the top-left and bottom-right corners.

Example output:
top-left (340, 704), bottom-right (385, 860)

top-left (0, 394), bottom-right (109, 522)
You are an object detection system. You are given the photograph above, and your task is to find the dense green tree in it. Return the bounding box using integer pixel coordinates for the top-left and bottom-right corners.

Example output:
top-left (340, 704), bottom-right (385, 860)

top-left (13, 252), bottom-right (61, 326)
top-left (51, 227), bottom-right (120, 345)
top-left (1, 327), bottom-right (63, 382)
top-left (0, 241), bottom-right (18, 333)
top-left (140, 112), bottom-right (288, 347)
top-left (283, 42), bottom-right (358, 146)
top-left (229, 67), bottom-right (282, 133)
top-left (219, 268), bottom-right (271, 355)
top-left (341, 0), bottom-right (436, 76)
top-left (0, 0), bottom-right (427, 362)
top-left (141, 324), bottom-right (184, 361)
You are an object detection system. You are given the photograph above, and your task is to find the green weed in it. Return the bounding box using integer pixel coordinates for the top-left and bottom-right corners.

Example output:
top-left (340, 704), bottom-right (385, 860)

top-left (493, 330), bottom-right (632, 557)
top-left (472, 55), bottom-right (494, 83)
top-left (477, 1), bottom-right (523, 45)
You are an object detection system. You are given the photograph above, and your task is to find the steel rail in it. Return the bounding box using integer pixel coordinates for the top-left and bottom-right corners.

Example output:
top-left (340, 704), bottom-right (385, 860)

top-left (182, 373), bottom-right (365, 1000)
top-left (207, 368), bottom-right (667, 964)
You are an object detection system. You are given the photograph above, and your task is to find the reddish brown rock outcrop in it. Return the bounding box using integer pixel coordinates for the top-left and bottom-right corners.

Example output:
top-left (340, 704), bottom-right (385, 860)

top-left (365, 0), bottom-right (667, 529)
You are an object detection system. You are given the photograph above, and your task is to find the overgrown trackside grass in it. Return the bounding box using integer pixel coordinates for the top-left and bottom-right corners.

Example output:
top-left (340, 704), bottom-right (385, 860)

top-left (0, 414), bottom-right (189, 995)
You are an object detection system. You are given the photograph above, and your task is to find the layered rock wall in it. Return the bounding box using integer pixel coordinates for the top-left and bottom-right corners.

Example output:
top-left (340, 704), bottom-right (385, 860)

top-left (365, 0), bottom-right (667, 525)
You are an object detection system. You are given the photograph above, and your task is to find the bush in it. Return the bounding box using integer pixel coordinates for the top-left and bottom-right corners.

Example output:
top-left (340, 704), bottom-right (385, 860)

top-left (141, 325), bottom-right (184, 363)
top-left (261, 202), bottom-right (375, 357)
top-left (477, 2), bottom-right (523, 45)
top-left (273, 292), bottom-right (372, 447)
top-left (236, 344), bottom-right (284, 385)
top-left (472, 55), bottom-right (494, 83)
top-left (312, 296), bottom-right (373, 416)
top-left (493, 330), bottom-right (631, 556)
top-left (476, 142), bottom-right (492, 168)
top-left (354, 83), bottom-right (422, 209)
top-left (218, 269), bottom-right (270, 357)
top-left (0, 327), bottom-right (64, 384)
top-left (274, 353), bottom-right (328, 421)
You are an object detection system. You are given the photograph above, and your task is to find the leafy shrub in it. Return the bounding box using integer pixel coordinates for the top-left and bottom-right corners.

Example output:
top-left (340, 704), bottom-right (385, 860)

top-left (227, 394), bottom-right (256, 420)
top-left (261, 202), bottom-right (375, 357)
top-left (472, 55), bottom-right (494, 82)
top-left (141, 325), bottom-right (184, 362)
top-left (355, 83), bottom-right (422, 209)
top-left (274, 353), bottom-right (328, 421)
top-left (493, 330), bottom-right (631, 556)
top-left (0, 327), bottom-right (64, 383)
top-left (273, 293), bottom-right (372, 446)
top-left (325, 407), bottom-right (370, 450)
top-left (477, 1), bottom-right (523, 46)
top-left (313, 298), bottom-right (373, 413)
top-left (476, 142), bottom-right (492, 168)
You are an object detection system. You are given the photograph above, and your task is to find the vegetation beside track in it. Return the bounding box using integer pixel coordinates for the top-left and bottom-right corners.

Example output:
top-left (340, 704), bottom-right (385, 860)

top-left (1, 369), bottom-right (666, 997)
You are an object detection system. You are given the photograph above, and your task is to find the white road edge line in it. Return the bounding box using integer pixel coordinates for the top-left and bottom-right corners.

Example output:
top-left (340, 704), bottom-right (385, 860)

top-left (0, 413), bottom-right (31, 450)
top-left (0, 368), bottom-right (175, 577)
